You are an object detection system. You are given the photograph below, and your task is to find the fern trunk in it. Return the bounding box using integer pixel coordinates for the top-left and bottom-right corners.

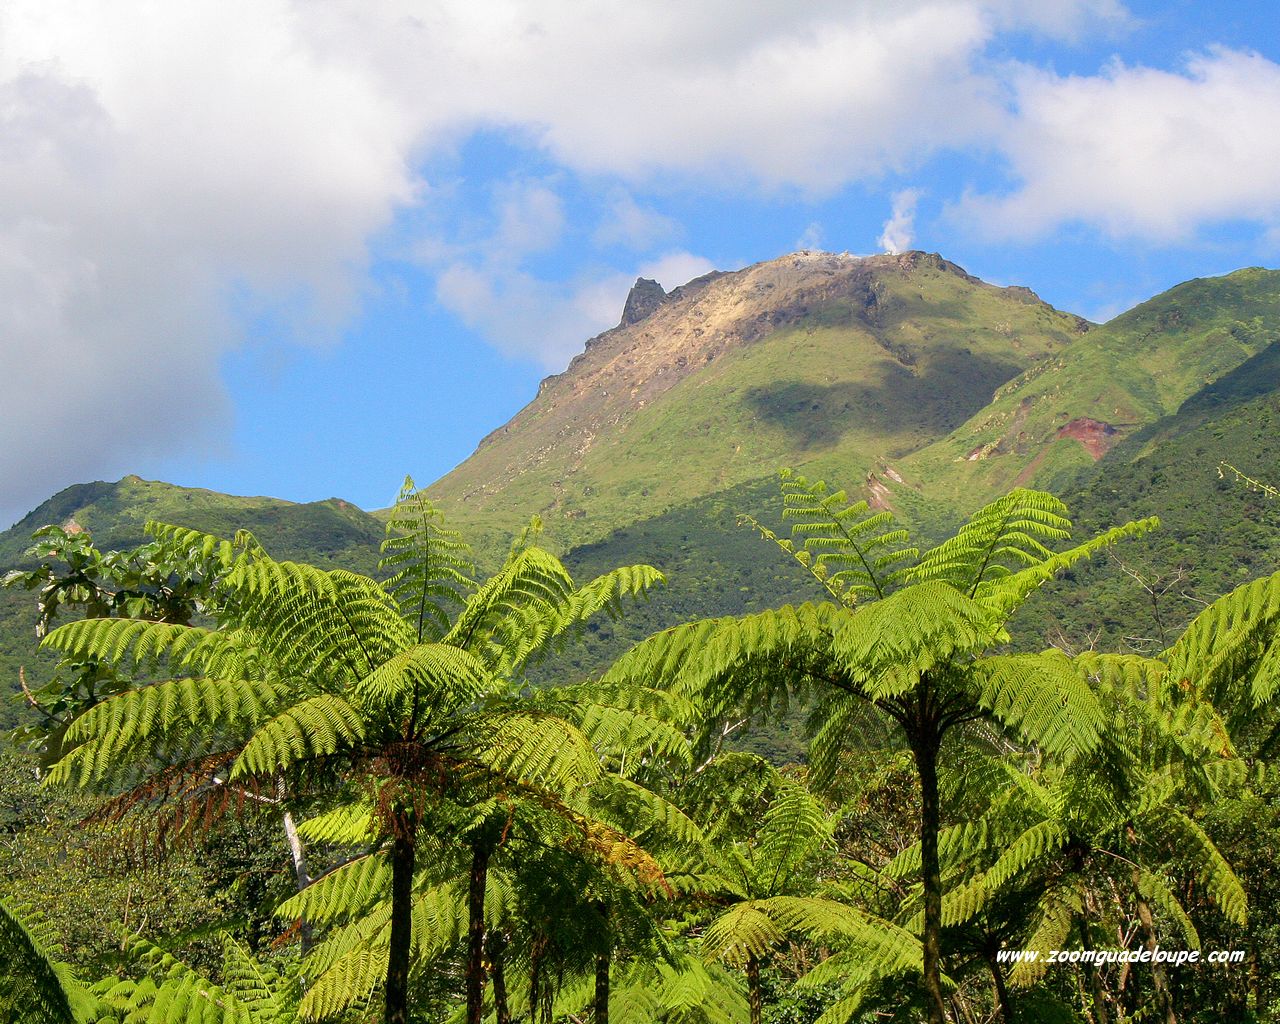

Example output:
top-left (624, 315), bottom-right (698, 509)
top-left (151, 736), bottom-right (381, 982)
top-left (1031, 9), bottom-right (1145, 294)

top-left (595, 952), bottom-right (609, 1024)
top-left (384, 818), bottom-right (417, 1024)
top-left (746, 954), bottom-right (762, 1024)
top-left (491, 933), bottom-right (512, 1024)
top-left (912, 725), bottom-right (950, 1024)
top-left (986, 952), bottom-right (1012, 1024)
top-left (467, 835), bottom-right (495, 1024)
top-left (1132, 877), bottom-right (1177, 1024)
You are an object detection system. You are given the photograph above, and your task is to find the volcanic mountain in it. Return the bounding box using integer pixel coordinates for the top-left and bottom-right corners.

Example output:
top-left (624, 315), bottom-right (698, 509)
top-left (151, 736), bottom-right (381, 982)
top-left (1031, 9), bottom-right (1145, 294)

top-left (426, 250), bottom-right (1091, 548)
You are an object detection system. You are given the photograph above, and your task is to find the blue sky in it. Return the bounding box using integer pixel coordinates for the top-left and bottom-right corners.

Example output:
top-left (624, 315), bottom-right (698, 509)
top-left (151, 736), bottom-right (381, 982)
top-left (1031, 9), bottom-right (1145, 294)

top-left (2, 0), bottom-right (1279, 525)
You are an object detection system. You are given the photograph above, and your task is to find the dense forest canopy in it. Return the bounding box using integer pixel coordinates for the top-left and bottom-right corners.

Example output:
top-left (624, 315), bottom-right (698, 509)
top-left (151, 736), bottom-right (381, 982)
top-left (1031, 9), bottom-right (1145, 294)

top-left (3, 471), bottom-right (1279, 1024)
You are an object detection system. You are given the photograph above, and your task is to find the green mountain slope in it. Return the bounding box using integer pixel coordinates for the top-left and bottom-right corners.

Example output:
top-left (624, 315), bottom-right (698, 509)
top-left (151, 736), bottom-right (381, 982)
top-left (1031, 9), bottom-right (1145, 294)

top-left (0, 476), bottom-right (384, 729)
top-left (888, 267), bottom-right (1280, 513)
top-left (3, 253), bottom-right (1279, 741)
top-left (427, 250), bottom-right (1090, 551)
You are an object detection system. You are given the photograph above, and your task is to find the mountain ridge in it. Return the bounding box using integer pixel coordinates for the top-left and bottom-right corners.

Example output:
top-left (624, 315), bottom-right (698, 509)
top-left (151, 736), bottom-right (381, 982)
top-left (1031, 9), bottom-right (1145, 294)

top-left (428, 248), bottom-right (1091, 549)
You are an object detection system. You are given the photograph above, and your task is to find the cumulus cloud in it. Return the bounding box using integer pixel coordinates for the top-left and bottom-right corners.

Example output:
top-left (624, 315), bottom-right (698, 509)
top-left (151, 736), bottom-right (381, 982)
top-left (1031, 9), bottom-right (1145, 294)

top-left (795, 222), bottom-right (825, 250)
top-left (878, 190), bottom-right (923, 253)
top-left (959, 47), bottom-right (1280, 240)
top-left (435, 249), bottom-right (716, 370)
top-left (593, 192), bottom-right (680, 251)
top-left (0, 0), bottom-right (1138, 518)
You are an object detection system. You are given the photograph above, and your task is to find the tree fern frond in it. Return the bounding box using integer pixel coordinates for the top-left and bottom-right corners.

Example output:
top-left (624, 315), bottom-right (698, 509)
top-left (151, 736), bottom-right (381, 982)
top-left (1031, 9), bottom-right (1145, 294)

top-left (701, 903), bottom-right (786, 965)
top-left (295, 802), bottom-right (375, 846)
top-left (579, 774), bottom-right (705, 848)
top-left (1164, 569), bottom-right (1280, 712)
top-left (379, 477), bottom-right (476, 644)
top-left (777, 469), bottom-right (916, 601)
top-left (1008, 883), bottom-right (1084, 987)
top-left (276, 851), bottom-right (390, 926)
top-left (0, 898), bottom-right (92, 1024)
top-left (975, 516), bottom-right (1159, 622)
top-left (754, 779), bottom-right (834, 894)
top-left (1144, 808), bottom-right (1247, 925)
top-left (473, 713), bottom-right (602, 792)
top-left (228, 559), bottom-right (412, 682)
top-left (906, 489), bottom-right (1072, 596)
top-left (47, 677), bottom-right (282, 786)
top-left (831, 582), bottom-right (992, 688)
top-left (231, 694), bottom-right (365, 778)
top-left (443, 547), bottom-right (576, 662)
top-left (972, 651), bottom-right (1107, 758)
top-left (354, 642), bottom-right (494, 719)
top-left (41, 617), bottom-right (218, 672)
top-left (1134, 868), bottom-right (1200, 949)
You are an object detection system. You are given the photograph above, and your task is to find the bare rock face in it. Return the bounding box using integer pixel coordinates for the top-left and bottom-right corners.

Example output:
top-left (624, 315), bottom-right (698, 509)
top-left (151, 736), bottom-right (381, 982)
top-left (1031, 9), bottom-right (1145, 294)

top-left (619, 278), bottom-right (668, 326)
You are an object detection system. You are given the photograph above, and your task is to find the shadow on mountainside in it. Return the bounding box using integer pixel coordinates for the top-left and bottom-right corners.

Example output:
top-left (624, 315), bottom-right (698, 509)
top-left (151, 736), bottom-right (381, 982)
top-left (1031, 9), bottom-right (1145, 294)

top-left (744, 347), bottom-right (1023, 452)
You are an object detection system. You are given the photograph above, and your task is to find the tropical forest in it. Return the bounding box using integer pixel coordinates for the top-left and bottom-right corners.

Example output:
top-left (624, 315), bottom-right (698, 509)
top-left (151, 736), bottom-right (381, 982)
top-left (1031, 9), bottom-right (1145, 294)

top-left (4, 247), bottom-right (1280, 1024)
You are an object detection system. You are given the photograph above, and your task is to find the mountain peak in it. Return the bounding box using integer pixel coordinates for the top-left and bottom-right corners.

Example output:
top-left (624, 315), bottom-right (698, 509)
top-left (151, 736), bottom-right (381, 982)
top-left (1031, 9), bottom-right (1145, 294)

top-left (619, 277), bottom-right (668, 326)
top-left (433, 248), bottom-right (1091, 546)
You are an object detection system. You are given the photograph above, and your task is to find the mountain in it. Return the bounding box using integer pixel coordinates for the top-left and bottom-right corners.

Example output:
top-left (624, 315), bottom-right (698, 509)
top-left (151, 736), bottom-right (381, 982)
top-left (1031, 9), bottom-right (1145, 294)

top-left (426, 250), bottom-right (1090, 550)
top-left (2, 252), bottom-right (1279, 740)
top-left (888, 267), bottom-right (1280, 513)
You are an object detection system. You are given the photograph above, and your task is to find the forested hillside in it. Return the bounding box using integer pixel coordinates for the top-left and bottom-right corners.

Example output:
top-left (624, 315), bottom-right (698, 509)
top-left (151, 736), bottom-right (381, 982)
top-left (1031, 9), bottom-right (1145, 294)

top-left (3, 256), bottom-right (1280, 1024)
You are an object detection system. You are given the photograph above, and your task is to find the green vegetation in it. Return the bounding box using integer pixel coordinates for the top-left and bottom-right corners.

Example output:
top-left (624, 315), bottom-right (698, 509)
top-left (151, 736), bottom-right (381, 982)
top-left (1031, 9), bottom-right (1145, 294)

top-left (4, 260), bottom-right (1280, 1022)
top-left (5, 469), bottom-right (1278, 1023)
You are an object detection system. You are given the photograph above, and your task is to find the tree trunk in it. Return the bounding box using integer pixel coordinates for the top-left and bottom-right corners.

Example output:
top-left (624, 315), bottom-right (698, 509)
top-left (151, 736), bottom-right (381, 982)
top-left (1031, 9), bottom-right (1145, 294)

top-left (595, 952), bottom-right (610, 1024)
top-left (745, 954), bottom-right (763, 1024)
top-left (986, 952), bottom-right (1013, 1024)
top-left (1079, 919), bottom-right (1110, 1024)
top-left (384, 816), bottom-right (417, 1024)
top-left (913, 730), bottom-right (950, 1024)
top-left (282, 809), bottom-right (313, 952)
top-left (491, 933), bottom-right (511, 1024)
top-left (1132, 885), bottom-right (1177, 1024)
top-left (466, 835), bottom-right (495, 1024)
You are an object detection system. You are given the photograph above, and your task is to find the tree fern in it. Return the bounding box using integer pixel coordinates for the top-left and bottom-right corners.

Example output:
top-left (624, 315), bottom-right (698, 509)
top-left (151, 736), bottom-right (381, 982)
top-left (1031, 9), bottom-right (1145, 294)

top-left (605, 476), bottom-right (1152, 1024)
top-left (0, 898), bottom-right (96, 1024)
top-left (45, 483), bottom-right (666, 1024)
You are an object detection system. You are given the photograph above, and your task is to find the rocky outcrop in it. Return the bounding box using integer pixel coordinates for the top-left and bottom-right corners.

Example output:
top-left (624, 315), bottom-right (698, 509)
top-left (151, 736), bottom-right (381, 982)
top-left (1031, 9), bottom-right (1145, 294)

top-left (619, 278), bottom-right (668, 326)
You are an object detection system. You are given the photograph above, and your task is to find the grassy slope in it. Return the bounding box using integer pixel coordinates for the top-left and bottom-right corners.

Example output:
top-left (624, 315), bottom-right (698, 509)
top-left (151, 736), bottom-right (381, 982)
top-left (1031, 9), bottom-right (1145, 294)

top-left (894, 267), bottom-right (1280, 513)
top-left (0, 476), bottom-right (384, 730)
top-left (428, 255), bottom-right (1087, 555)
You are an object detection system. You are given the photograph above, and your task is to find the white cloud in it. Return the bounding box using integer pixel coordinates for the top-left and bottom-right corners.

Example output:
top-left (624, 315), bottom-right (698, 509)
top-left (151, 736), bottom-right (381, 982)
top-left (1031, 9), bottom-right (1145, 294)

top-left (638, 252), bottom-right (718, 292)
top-left (878, 189), bottom-right (923, 253)
top-left (960, 47), bottom-right (1280, 240)
top-left (0, 0), bottom-right (1138, 518)
top-left (593, 192), bottom-right (680, 251)
top-left (795, 222), bottom-right (825, 250)
top-left (435, 249), bottom-right (716, 370)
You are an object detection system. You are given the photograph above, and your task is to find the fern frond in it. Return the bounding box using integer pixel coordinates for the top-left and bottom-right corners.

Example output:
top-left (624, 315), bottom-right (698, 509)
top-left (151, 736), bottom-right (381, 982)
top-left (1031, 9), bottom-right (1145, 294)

top-left (47, 677), bottom-right (282, 787)
top-left (295, 802), bottom-right (375, 846)
top-left (972, 651), bottom-right (1107, 758)
top-left (1133, 868), bottom-right (1199, 949)
top-left (907, 489), bottom-right (1071, 595)
top-left (231, 694), bottom-right (365, 778)
top-left (379, 477), bottom-right (476, 643)
top-left (753, 779), bottom-right (834, 894)
top-left (1143, 808), bottom-right (1247, 925)
top-left (473, 712), bottom-right (602, 792)
top-left (41, 617), bottom-right (218, 672)
top-left (832, 582), bottom-right (992, 689)
top-left (353, 642), bottom-right (494, 718)
top-left (777, 469), bottom-right (916, 601)
top-left (976, 516), bottom-right (1158, 622)
top-left (0, 898), bottom-right (92, 1024)
top-left (228, 559), bottom-right (412, 683)
top-left (276, 851), bottom-right (390, 926)
top-left (701, 902), bottom-right (785, 965)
